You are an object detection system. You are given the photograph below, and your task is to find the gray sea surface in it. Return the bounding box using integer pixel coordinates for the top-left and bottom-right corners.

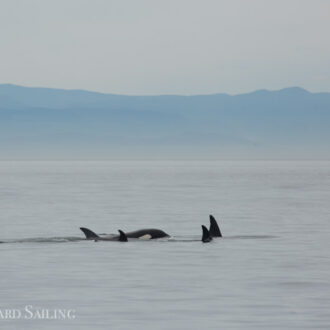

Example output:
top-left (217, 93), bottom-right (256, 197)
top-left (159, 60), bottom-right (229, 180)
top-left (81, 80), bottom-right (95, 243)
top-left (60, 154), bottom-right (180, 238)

top-left (0, 160), bottom-right (330, 329)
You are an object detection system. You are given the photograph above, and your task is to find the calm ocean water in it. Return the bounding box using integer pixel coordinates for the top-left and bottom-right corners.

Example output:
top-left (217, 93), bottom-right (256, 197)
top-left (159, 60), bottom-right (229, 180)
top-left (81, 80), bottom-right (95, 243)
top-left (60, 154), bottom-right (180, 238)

top-left (1, 160), bottom-right (330, 329)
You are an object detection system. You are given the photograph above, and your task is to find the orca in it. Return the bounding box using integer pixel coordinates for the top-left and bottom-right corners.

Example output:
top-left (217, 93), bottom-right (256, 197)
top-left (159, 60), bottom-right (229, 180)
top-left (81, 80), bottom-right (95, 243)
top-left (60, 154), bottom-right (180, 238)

top-left (208, 215), bottom-right (222, 237)
top-left (81, 215), bottom-right (221, 243)
top-left (201, 225), bottom-right (212, 243)
top-left (80, 227), bottom-right (170, 242)
top-left (201, 215), bottom-right (222, 243)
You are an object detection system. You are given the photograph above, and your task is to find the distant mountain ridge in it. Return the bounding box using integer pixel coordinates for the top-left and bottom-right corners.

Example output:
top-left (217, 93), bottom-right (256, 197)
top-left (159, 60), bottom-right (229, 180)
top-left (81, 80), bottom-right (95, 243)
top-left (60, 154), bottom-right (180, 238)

top-left (0, 84), bottom-right (330, 159)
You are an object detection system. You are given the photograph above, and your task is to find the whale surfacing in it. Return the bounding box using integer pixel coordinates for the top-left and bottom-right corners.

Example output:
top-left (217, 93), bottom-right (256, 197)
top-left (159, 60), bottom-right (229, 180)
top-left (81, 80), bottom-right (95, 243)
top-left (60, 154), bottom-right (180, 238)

top-left (201, 225), bottom-right (212, 243)
top-left (81, 214), bottom-right (222, 244)
top-left (201, 215), bottom-right (222, 243)
top-left (209, 215), bottom-right (222, 237)
top-left (80, 227), bottom-right (170, 241)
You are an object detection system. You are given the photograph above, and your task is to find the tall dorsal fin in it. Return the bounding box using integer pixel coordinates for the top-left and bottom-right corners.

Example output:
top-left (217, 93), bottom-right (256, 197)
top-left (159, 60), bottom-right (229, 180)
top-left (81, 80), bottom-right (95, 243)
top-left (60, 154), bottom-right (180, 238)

top-left (80, 227), bottom-right (100, 239)
top-left (202, 225), bottom-right (212, 243)
top-left (209, 215), bottom-right (222, 237)
top-left (118, 230), bottom-right (128, 242)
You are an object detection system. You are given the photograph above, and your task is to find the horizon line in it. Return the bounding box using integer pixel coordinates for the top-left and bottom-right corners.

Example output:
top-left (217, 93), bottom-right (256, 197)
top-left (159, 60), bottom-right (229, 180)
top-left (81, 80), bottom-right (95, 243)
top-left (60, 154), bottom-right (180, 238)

top-left (2, 82), bottom-right (330, 97)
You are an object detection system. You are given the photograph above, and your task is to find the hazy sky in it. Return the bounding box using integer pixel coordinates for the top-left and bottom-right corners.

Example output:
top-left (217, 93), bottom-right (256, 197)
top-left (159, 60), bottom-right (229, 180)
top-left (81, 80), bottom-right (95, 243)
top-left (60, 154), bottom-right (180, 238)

top-left (1, 0), bottom-right (329, 95)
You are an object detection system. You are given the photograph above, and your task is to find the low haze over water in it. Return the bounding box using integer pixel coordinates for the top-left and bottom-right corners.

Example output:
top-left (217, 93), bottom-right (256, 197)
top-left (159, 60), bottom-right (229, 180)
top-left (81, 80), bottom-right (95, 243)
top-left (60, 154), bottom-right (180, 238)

top-left (1, 160), bottom-right (330, 329)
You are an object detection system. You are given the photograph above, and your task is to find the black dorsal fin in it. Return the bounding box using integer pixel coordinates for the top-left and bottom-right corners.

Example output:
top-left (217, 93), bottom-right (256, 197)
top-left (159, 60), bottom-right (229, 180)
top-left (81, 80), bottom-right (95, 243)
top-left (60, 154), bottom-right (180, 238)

top-left (80, 227), bottom-right (100, 239)
top-left (209, 215), bottom-right (222, 237)
top-left (202, 225), bottom-right (212, 243)
top-left (118, 230), bottom-right (128, 242)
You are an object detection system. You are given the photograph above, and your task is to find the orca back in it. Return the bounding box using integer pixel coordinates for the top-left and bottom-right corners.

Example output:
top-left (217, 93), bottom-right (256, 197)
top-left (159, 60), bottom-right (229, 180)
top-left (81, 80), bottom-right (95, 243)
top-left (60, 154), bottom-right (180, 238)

top-left (125, 229), bottom-right (169, 239)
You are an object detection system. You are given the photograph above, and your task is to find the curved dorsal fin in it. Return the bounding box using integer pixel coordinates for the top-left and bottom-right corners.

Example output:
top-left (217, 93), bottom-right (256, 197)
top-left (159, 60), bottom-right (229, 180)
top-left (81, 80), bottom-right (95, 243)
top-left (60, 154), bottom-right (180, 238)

top-left (202, 225), bottom-right (212, 243)
top-left (118, 230), bottom-right (128, 242)
top-left (209, 215), bottom-right (222, 237)
top-left (80, 227), bottom-right (100, 239)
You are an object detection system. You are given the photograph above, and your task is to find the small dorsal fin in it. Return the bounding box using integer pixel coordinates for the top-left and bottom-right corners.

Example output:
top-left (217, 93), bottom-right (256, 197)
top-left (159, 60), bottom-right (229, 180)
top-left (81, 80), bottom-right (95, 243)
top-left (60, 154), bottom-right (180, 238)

top-left (202, 225), bottom-right (212, 243)
top-left (80, 227), bottom-right (100, 239)
top-left (209, 215), bottom-right (222, 237)
top-left (118, 230), bottom-right (128, 242)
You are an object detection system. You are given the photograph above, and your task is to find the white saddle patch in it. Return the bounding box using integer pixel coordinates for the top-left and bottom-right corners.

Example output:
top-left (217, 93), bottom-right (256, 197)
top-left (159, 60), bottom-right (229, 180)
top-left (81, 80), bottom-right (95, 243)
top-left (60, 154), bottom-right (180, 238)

top-left (138, 234), bottom-right (152, 240)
